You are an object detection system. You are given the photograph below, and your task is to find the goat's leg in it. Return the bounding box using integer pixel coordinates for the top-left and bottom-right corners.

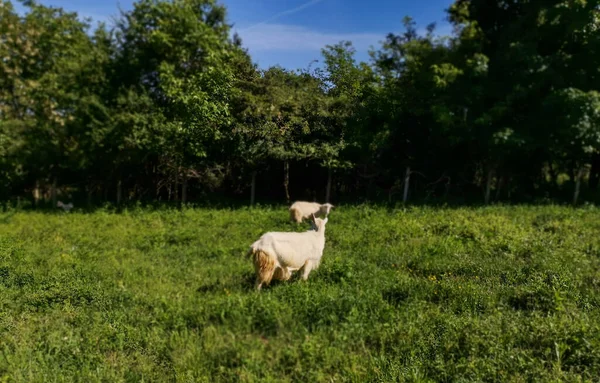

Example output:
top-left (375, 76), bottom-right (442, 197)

top-left (255, 270), bottom-right (274, 291)
top-left (280, 267), bottom-right (292, 281)
top-left (273, 266), bottom-right (292, 281)
top-left (255, 277), bottom-right (263, 291)
top-left (253, 250), bottom-right (276, 291)
top-left (301, 260), bottom-right (313, 281)
top-left (258, 266), bottom-right (276, 291)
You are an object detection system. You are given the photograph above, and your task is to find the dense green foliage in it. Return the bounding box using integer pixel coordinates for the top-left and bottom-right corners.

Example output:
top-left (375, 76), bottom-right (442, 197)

top-left (3, 2), bottom-right (600, 379)
top-left (0, 206), bottom-right (599, 380)
top-left (2, 0), bottom-right (600, 205)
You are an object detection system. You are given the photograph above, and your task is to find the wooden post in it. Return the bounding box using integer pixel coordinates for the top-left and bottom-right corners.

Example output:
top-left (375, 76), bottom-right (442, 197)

top-left (33, 180), bottom-right (40, 207)
top-left (403, 166), bottom-right (411, 204)
top-left (283, 161), bottom-right (290, 203)
top-left (573, 166), bottom-right (585, 205)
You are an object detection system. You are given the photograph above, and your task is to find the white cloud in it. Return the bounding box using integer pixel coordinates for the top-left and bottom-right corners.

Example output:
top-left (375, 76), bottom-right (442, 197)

top-left (242, 0), bottom-right (326, 32)
top-left (234, 21), bottom-right (455, 54)
top-left (235, 24), bottom-right (384, 53)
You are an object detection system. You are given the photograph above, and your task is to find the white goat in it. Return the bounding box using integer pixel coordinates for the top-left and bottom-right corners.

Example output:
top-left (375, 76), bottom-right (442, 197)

top-left (57, 201), bottom-right (74, 212)
top-left (247, 214), bottom-right (329, 290)
top-left (289, 201), bottom-right (333, 223)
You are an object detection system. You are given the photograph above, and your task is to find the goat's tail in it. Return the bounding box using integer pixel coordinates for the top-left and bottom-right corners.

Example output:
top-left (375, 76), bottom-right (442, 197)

top-left (249, 248), bottom-right (276, 286)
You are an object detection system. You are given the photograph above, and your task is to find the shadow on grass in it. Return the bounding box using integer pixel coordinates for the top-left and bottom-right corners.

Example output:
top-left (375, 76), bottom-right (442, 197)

top-left (195, 269), bottom-right (307, 295)
top-left (196, 271), bottom-right (257, 294)
top-left (5, 193), bottom-right (597, 217)
top-left (0, 211), bottom-right (16, 224)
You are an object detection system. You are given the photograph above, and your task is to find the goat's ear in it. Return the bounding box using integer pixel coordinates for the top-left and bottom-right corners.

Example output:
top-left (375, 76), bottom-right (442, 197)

top-left (309, 214), bottom-right (317, 230)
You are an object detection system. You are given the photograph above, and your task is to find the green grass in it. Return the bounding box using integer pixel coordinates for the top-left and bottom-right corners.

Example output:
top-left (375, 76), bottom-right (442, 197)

top-left (1, 204), bottom-right (600, 382)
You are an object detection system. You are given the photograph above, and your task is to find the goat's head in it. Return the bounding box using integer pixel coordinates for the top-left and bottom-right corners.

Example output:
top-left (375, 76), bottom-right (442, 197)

top-left (320, 203), bottom-right (334, 216)
top-left (310, 213), bottom-right (328, 232)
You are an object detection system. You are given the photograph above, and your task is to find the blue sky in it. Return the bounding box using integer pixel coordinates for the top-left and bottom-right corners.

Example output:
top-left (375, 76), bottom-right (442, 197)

top-left (13, 0), bottom-right (455, 70)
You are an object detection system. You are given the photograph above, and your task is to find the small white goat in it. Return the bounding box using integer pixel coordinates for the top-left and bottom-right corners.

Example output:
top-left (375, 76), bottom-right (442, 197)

top-left (289, 201), bottom-right (333, 223)
top-left (247, 214), bottom-right (329, 290)
top-left (57, 201), bottom-right (74, 212)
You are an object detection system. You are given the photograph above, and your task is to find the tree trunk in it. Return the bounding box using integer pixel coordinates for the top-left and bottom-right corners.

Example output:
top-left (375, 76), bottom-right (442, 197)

top-left (570, 160), bottom-right (576, 186)
top-left (283, 161), bottom-right (290, 203)
top-left (174, 167), bottom-right (179, 202)
top-left (443, 177), bottom-right (451, 200)
top-left (117, 179), bottom-right (122, 206)
top-left (495, 175), bottom-right (504, 202)
top-left (325, 168), bottom-right (332, 203)
top-left (87, 182), bottom-right (93, 208)
top-left (152, 166), bottom-right (160, 201)
top-left (33, 180), bottom-right (40, 207)
top-left (181, 171), bottom-right (188, 204)
top-left (403, 166), bottom-right (411, 204)
top-left (589, 153), bottom-right (600, 190)
top-left (573, 166), bottom-right (585, 205)
top-left (548, 162), bottom-right (557, 186)
top-left (485, 168), bottom-right (494, 205)
top-left (51, 177), bottom-right (57, 207)
top-left (250, 170), bottom-right (257, 205)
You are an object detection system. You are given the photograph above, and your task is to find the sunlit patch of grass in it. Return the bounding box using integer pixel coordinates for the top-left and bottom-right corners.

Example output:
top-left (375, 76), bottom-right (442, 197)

top-left (0, 204), bottom-right (599, 381)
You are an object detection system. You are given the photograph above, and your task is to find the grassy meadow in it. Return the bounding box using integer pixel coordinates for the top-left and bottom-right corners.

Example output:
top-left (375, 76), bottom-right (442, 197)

top-left (0, 204), bottom-right (599, 381)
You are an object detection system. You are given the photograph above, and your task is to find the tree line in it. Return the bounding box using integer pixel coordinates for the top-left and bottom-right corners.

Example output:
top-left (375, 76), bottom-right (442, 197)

top-left (1, 0), bottom-right (600, 207)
